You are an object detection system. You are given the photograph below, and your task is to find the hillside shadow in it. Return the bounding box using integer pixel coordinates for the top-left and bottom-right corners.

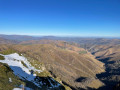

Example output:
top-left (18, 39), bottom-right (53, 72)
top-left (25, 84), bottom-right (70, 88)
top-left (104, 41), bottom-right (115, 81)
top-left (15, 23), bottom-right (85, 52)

top-left (10, 66), bottom-right (65, 90)
top-left (62, 81), bottom-right (95, 90)
top-left (96, 57), bottom-right (119, 90)
top-left (75, 77), bottom-right (86, 82)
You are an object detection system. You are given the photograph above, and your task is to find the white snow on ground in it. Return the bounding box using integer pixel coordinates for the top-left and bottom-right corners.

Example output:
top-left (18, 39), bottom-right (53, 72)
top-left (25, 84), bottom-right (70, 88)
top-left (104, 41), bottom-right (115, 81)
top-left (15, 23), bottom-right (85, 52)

top-left (13, 88), bottom-right (22, 90)
top-left (0, 53), bottom-right (61, 89)
top-left (9, 78), bottom-right (12, 82)
top-left (0, 53), bottom-right (42, 87)
top-left (13, 87), bottom-right (31, 90)
top-left (13, 86), bottom-right (31, 90)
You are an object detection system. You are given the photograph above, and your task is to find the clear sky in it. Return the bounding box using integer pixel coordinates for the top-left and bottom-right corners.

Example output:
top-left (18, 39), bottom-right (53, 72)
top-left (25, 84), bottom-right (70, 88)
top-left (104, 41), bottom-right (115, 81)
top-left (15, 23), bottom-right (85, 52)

top-left (0, 0), bottom-right (120, 37)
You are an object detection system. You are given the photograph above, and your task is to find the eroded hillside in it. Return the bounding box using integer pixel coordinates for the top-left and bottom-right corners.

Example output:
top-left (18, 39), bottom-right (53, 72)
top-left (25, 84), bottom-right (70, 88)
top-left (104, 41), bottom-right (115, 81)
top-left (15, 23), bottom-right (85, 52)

top-left (3, 38), bottom-right (119, 89)
top-left (0, 52), bottom-right (67, 90)
top-left (5, 41), bottom-right (105, 89)
top-left (88, 44), bottom-right (120, 90)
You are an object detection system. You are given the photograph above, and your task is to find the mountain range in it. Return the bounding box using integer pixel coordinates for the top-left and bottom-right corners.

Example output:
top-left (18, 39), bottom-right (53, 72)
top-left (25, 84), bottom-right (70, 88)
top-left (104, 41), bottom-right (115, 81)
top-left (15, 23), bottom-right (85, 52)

top-left (0, 34), bottom-right (120, 90)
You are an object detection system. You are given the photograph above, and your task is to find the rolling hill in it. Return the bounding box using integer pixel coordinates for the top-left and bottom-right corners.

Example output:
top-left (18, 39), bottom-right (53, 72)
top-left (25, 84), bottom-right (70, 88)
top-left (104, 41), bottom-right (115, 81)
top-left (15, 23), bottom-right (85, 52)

top-left (1, 35), bottom-right (120, 90)
top-left (88, 44), bottom-right (120, 90)
top-left (9, 40), bottom-right (105, 89)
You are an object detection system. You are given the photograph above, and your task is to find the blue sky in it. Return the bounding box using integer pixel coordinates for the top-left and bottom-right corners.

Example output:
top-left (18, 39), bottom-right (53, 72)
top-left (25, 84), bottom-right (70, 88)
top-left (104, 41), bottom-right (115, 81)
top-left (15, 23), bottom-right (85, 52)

top-left (0, 0), bottom-right (120, 37)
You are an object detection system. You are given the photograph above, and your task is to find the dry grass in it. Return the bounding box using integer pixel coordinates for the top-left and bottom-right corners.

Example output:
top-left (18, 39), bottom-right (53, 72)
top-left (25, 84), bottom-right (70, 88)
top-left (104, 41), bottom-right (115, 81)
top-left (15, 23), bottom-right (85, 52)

top-left (10, 42), bottom-right (105, 89)
top-left (0, 40), bottom-right (105, 89)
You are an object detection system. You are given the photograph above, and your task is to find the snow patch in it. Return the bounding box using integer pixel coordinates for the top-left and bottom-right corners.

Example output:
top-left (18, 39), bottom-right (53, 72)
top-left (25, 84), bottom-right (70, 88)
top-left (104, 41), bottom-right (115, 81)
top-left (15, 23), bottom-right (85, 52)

top-left (13, 86), bottom-right (31, 90)
top-left (0, 53), bottom-right (61, 89)
top-left (0, 53), bottom-right (42, 87)
top-left (13, 88), bottom-right (22, 90)
top-left (9, 78), bottom-right (12, 82)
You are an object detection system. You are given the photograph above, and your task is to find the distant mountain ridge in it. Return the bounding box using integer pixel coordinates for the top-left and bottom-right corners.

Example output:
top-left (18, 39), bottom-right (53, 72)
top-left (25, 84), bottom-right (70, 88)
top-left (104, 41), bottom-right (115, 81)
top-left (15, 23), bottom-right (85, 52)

top-left (0, 34), bottom-right (120, 43)
top-left (0, 34), bottom-right (40, 41)
top-left (0, 37), bottom-right (18, 44)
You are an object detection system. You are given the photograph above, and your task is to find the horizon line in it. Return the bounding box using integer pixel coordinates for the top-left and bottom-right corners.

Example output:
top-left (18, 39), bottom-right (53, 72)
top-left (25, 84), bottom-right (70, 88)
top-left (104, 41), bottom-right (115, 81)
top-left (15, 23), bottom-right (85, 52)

top-left (0, 33), bottom-right (120, 39)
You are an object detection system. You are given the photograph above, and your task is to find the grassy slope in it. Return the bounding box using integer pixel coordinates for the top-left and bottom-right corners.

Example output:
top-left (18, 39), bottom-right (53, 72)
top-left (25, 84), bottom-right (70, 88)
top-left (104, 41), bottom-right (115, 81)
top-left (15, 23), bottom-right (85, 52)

top-left (0, 55), bottom-right (5, 60)
top-left (90, 44), bottom-right (120, 90)
top-left (0, 62), bottom-right (24, 90)
top-left (11, 42), bottom-right (104, 89)
top-left (0, 48), bottom-right (71, 90)
top-left (0, 41), bottom-right (105, 89)
top-left (24, 55), bottom-right (71, 90)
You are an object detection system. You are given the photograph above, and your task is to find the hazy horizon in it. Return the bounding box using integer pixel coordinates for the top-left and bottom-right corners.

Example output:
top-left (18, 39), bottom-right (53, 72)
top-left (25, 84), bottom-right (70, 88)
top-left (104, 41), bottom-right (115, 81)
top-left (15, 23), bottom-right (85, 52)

top-left (0, 33), bottom-right (120, 39)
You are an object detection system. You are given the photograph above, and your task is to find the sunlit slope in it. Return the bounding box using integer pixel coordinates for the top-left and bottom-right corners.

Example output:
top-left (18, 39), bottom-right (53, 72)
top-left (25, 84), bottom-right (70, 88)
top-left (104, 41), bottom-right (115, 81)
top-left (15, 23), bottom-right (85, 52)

top-left (90, 44), bottom-right (120, 59)
top-left (10, 41), bottom-right (105, 89)
top-left (89, 44), bottom-right (120, 90)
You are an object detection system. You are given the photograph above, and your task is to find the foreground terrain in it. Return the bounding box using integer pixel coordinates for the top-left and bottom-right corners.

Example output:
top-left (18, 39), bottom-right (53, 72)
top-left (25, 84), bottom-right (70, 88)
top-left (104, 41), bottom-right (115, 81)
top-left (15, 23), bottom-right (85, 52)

top-left (0, 35), bottom-right (120, 90)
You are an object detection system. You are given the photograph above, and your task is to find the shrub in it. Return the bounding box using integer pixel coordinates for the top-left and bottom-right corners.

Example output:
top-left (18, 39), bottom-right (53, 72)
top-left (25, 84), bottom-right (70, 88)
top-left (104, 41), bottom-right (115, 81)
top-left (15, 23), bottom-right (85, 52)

top-left (0, 55), bottom-right (5, 60)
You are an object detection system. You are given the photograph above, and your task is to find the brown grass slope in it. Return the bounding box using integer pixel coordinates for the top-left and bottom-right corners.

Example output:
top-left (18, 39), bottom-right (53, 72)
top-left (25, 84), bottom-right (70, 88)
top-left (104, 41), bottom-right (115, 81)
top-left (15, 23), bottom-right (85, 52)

top-left (90, 44), bottom-right (120, 59)
top-left (89, 44), bottom-right (120, 90)
top-left (9, 40), bottom-right (105, 89)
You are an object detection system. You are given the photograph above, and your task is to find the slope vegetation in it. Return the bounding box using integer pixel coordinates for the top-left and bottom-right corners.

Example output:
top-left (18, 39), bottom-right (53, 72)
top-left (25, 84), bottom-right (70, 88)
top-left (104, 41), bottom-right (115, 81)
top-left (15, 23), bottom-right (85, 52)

top-left (0, 62), bottom-right (24, 90)
top-left (9, 40), bottom-right (105, 89)
top-left (89, 44), bottom-right (120, 90)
